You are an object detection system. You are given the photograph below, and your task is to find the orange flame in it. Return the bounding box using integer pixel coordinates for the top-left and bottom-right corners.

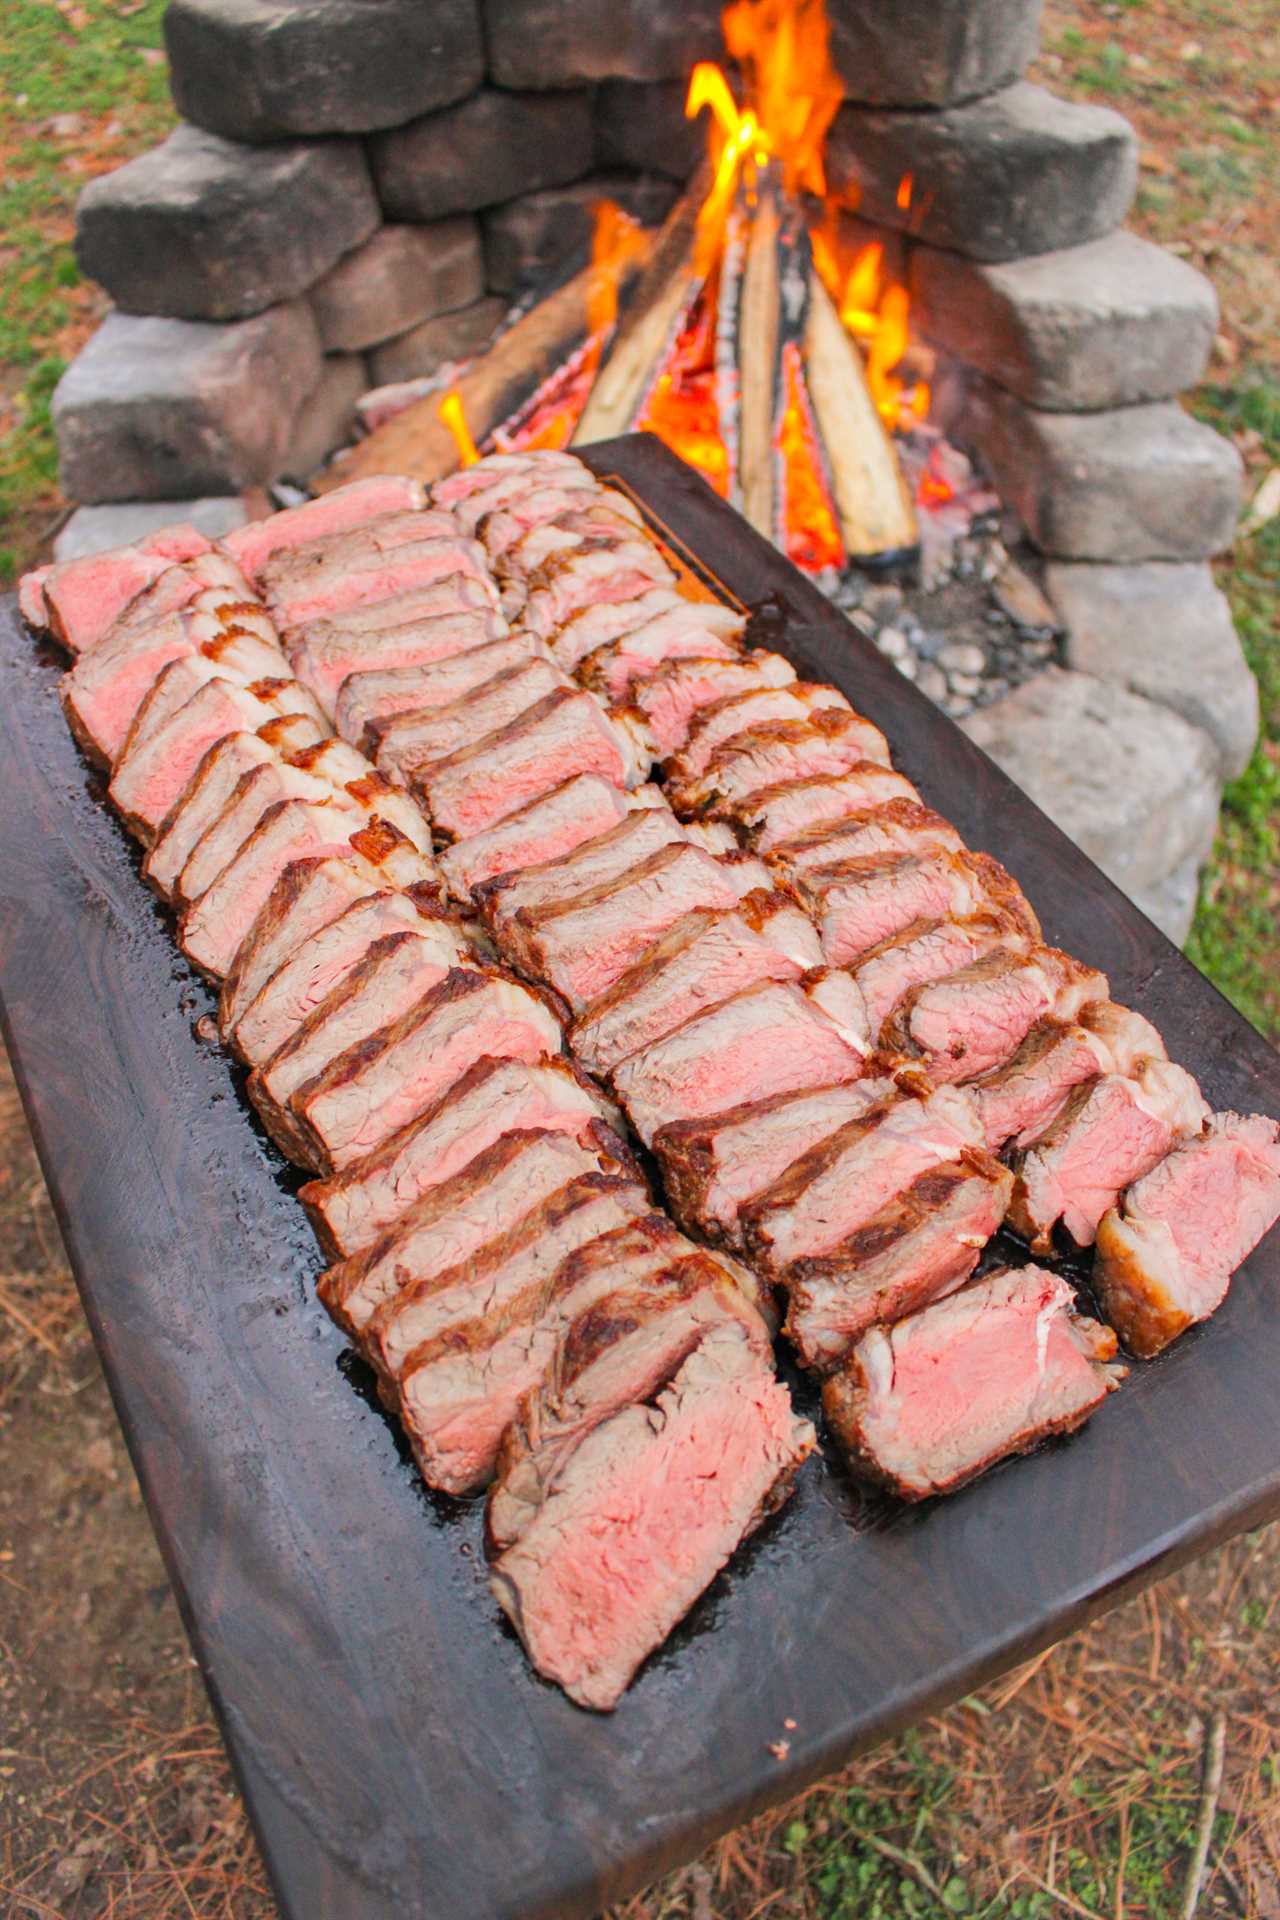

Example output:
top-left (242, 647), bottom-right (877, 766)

top-left (587, 200), bottom-right (648, 358)
top-left (438, 390), bottom-right (478, 466)
top-left (896, 171), bottom-right (913, 210)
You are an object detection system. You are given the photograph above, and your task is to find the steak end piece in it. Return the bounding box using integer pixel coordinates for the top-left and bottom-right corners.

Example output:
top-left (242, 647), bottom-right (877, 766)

top-left (821, 1266), bottom-right (1126, 1501)
top-left (488, 1321), bottom-right (815, 1711)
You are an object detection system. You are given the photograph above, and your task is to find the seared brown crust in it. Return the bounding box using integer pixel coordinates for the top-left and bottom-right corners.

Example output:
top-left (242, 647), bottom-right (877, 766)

top-left (766, 798), bottom-right (961, 870)
top-left (729, 762), bottom-right (916, 846)
top-left (669, 711), bottom-right (887, 819)
top-left (473, 806), bottom-right (677, 928)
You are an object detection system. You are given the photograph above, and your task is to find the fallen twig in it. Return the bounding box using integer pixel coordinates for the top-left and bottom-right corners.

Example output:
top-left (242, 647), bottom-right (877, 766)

top-left (1181, 1710), bottom-right (1227, 1920)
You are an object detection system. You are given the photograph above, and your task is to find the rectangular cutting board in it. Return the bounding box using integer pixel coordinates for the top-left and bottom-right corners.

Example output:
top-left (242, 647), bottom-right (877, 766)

top-left (1, 433), bottom-right (1277, 1920)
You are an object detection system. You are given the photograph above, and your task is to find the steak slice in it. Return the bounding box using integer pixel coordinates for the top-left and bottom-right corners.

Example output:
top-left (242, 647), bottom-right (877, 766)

top-left (613, 978), bottom-right (868, 1146)
top-left (570, 908), bottom-right (802, 1077)
top-left (439, 773), bottom-right (632, 898)
top-left (767, 798), bottom-right (964, 877)
top-left (256, 508), bottom-right (457, 598)
top-left (743, 1086), bottom-right (984, 1277)
top-left (234, 892), bottom-right (463, 1067)
top-left (450, 458), bottom-right (597, 531)
top-left (794, 849), bottom-right (1038, 966)
top-left (477, 804), bottom-right (684, 939)
top-left (880, 945), bottom-right (1108, 1085)
top-left (845, 911), bottom-right (1026, 1047)
top-left (733, 886), bottom-right (824, 969)
top-left (416, 688), bottom-right (633, 839)
top-left (223, 475), bottom-right (427, 582)
top-left (507, 841), bottom-right (742, 1010)
top-left (784, 1152), bottom-right (1015, 1369)
top-left (621, 651), bottom-right (798, 758)
top-left (264, 534), bottom-right (491, 629)
top-left (1095, 1111), bottom-right (1280, 1357)
top-left (487, 1238), bottom-right (770, 1553)
top-left (179, 799), bottom-right (364, 980)
top-left (730, 763), bottom-right (920, 853)
top-left (577, 604), bottom-right (745, 703)
top-left (970, 1019), bottom-right (1112, 1151)
top-left (286, 602), bottom-right (506, 710)
top-left (143, 714), bottom-right (322, 900)
top-left (42, 547), bottom-right (179, 655)
top-left (117, 617), bottom-right (287, 757)
top-left (822, 1266), bottom-right (1126, 1500)
top-left (304, 1055), bottom-right (630, 1261)
top-left (291, 967), bottom-right (564, 1174)
top-left (1009, 1058), bottom-right (1209, 1251)
top-left (547, 585), bottom-right (682, 673)
top-left (663, 683), bottom-right (852, 783)
top-left (656, 1078), bottom-right (892, 1245)
top-left (488, 1320), bottom-right (814, 1712)
top-left (335, 634), bottom-right (542, 748)
top-left (373, 657), bottom-right (566, 781)
top-left (478, 483), bottom-right (615, 558)
top-left (248, 931), bottom-right (464, 1160)
top-left (521, 545), bottom-right (676, 639)
top-left (670, 712), bottom-right (893, 817)
top-left (1080, 1000), bottom-right (1167, 1073)
top-left (172, 757), bottom-right (338, 906)
top-left (285, 747), bottom-right (433, 856)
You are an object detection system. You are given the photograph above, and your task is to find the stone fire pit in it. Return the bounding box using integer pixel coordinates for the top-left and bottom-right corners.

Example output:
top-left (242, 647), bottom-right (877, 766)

top-left (50, 0), bottom-right (1254, 942)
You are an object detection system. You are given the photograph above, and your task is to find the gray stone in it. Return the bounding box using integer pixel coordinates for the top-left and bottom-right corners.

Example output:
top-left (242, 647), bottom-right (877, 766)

top-left (962, 666), bottom-right (1220, 902)
top-left (827, 83), bottom-right (1137, 262)
top-left (53, 496), bottom-right (249, 563)
top-left (938, 641), bottom-right (986, 676)
top-left (280, 355), bottom-right (368, 483)
top-left (310, 222), bottom-right (484, 352)
top-left (1047, 560), bottom-right (1258, 780)
top-left (371, 89), bottom-right (595, 221)
top-left (483, 0), bottom-right (721, 88)
top-left (910, 231), bottom-right (1217, 411)
top-left (74, 124), bottom-right (379, 322)
top-left (595, 80), bottom-right (704, 180)
top-left (951, 380), bottom-right (1243, 561)
top-left (992, 559), bottom-right (1057, 630)
top-left (829, 0), bottom-right (1041, 107)
top-left (52, 304), bottom-right (322, 504)
top-left (1129, 848), bottom-right (1203, 948)
top-left (369, 297), bottom-right (506, 385)
top-left (483, 175), bottom-right (679, 295)
top-left (164, 0), bottom-right (483, 141)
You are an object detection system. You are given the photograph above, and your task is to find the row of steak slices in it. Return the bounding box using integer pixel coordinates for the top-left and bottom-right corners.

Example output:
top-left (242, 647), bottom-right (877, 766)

top-left (23, 447), bottom-right (1280, 1707)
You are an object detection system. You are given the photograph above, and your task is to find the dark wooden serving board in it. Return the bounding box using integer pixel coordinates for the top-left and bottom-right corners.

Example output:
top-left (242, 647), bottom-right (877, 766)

top-left (2, 434), bottom-right (1278, 1920)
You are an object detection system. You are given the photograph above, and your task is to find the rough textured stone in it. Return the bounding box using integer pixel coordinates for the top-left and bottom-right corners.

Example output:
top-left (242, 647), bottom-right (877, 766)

top-left (1129, 849), bottom-right (1202, 949)
top-left (829, 0), bottom-right (1041, 107)
top-left (164, 0), bottom-right (483, 142)
top-left (911, 231), bottom-right (1217, 412)
top-left (827, 83), bottom-right (1137, 262)
top-left (1047, 561), bottom-right (1258, 780)
top-left (74, 124), bottom-right (379, 322)
top-left (595, 80), bottom-right (704, 180)
top-left (369, 297), bottom-right (506, 385)
top-left (483, 174), bottom-right (679, 295)
top-left (962, 667), bottom-right (1220, 904)
top-left (281, 355), bottom-right (368, 482)
top-left (371, 89), bottom-right (595, 221)
top-left (310, 222), bottom-right (484, 351)
top-left (53, 305), bottom-right (322, 504)
top-left (53, 496), bottom-right (249, 563)
top-left (947, 377), bottom-right (1243, 561)
top-left (483, 0), bottom-right (721, 88)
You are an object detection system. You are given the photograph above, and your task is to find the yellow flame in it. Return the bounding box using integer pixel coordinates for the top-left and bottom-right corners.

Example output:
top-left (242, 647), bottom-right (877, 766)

top-left (896, 171), bottom-right (913, 211)
top-left (438, 390), bottom-right (479, 466)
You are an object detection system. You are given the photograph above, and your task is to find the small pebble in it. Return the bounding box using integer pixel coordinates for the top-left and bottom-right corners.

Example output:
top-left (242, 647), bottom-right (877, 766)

top-left (876, 626), bottom-right (908, 660)
top-left (948, 671), bottom-right (983, 698)
top-left (915, 663), bottom-right (946, 702)
top-left (863, 584), bottom-right (903, 620)
top-left (895, 653), bottom-right (919, 682)
top-left (937, 641), bottom-right (986, 676)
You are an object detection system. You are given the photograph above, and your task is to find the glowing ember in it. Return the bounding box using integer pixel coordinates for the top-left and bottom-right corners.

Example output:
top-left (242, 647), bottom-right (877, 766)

top-left (635, 282), bottom-right (730, 498)
top-left (438, 390), bottom-right (478, 466)
top-left (777, 341), bottom-right (844, 573)
top-left (586, 200), bottom-right (648, 374)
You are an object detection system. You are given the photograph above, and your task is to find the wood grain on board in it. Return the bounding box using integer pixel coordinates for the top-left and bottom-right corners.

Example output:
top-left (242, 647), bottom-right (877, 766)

top-left (1, 434), bottom-right (1277, 1920)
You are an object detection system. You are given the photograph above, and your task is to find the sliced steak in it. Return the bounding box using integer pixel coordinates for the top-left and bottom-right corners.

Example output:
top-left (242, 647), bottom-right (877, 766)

top-left (578, 604), bottom-right (746, 703)
top-left (679, 818), bottom-right (739, 856)
top-left (40, 526), bottom-right (218, 654)
top-left (743, 1086), bottom-right (984, 1277)
top-left (734, 886), bottom-right (825, 970)
top-left (793, 848), bottom-right (1038, 967)
top-left (547, 585), bottom-right (682, 674)
top-left (291, 967), bottom-right (564, 1174)
top-left (620, 650), bottom-right (797, 757)
top-left (450, 459), bottom-right (597, 532)
top-left (233, 892), bottom-right (464, 1067)
top-left (671, 712), bottom-right (893, 817)
top-left (784, 1152), bottom-right (1014, 1369)
top-left (1009, 1058), bottom-right (1210, 1251)
top-left (570, 908), bottom-right (802, 1077)
top-left (488, 1320), bottom-right (814, 1712)
top-left (822, 1267), bottom-right (1126, 1500)
top-left (172, 757), bottom-right (336, 905)
top-left (286, 601), bottom-right (506, 711)
top-left (508, 841), bottom-right (742, 1010)
top-left (970, 1020), bottom-right (1112, 1151)
top-left (304, 1054), bottom-right (630, 1261)
top-left (664, 683), bottom-right (851, 783)
top-left (143, 717), bottom-right (321, 900)
top-left (264, 533), bottom-right (491, 629)
top-left (880, 945), bottom-right (1108, 1085)
top-left (335, 635), bottom-right (543, 749)
top-left (1080, 1000), bottom-right (1167, 1073)
top-left (115, 613), bottom-right (285, 755)
top-left (179, 799), bottom-right (364, 980)
top-left (478, 484), bottom-right (613, 559)
top-left (223, 475), bottom-right (427, 582)
top-left (416, 688), bottom-right (633, 839)
top-left (767, 798), bottom-right (964, 877)
top-left (845, 911), bottom-right (1026, 1047)
top-left (439, 773), bottom-right (633, 898)
top-left (373, 657), bottom-right (567, 781)
top-left (1095, 1111), bottom-right (1280, 1356)
top-left (287, 751), bottom-right (433, 857)
top-left (613, 978), bottom-right (868, 1146)
top-left (478, 805), bottom-right (685, 940)
top-left (521, 546), bottom-right (676, 639)
top-left (656, 1077), bottom-right (892, 1245)
top-left (256, 509), bottom-right (457, 599)
top-left (729, 763), bottom-right (920, 853)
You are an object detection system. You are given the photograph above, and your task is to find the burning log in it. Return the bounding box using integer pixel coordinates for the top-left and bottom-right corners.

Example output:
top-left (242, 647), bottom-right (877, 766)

top-left (804, 269), bottom-right (918, 560)
top-left (736, 183), bottom-right (782, 539)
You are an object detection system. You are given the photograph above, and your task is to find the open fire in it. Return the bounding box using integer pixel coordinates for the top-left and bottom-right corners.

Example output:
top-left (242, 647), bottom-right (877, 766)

top-left (435, 0), bottom-right (950, 581)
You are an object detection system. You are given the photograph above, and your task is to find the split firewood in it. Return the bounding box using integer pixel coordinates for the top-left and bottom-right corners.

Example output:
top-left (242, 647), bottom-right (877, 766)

top-left (737, 183), bottom-right (782, 539)
top-left (804, 267), bottom-right (919, 558)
